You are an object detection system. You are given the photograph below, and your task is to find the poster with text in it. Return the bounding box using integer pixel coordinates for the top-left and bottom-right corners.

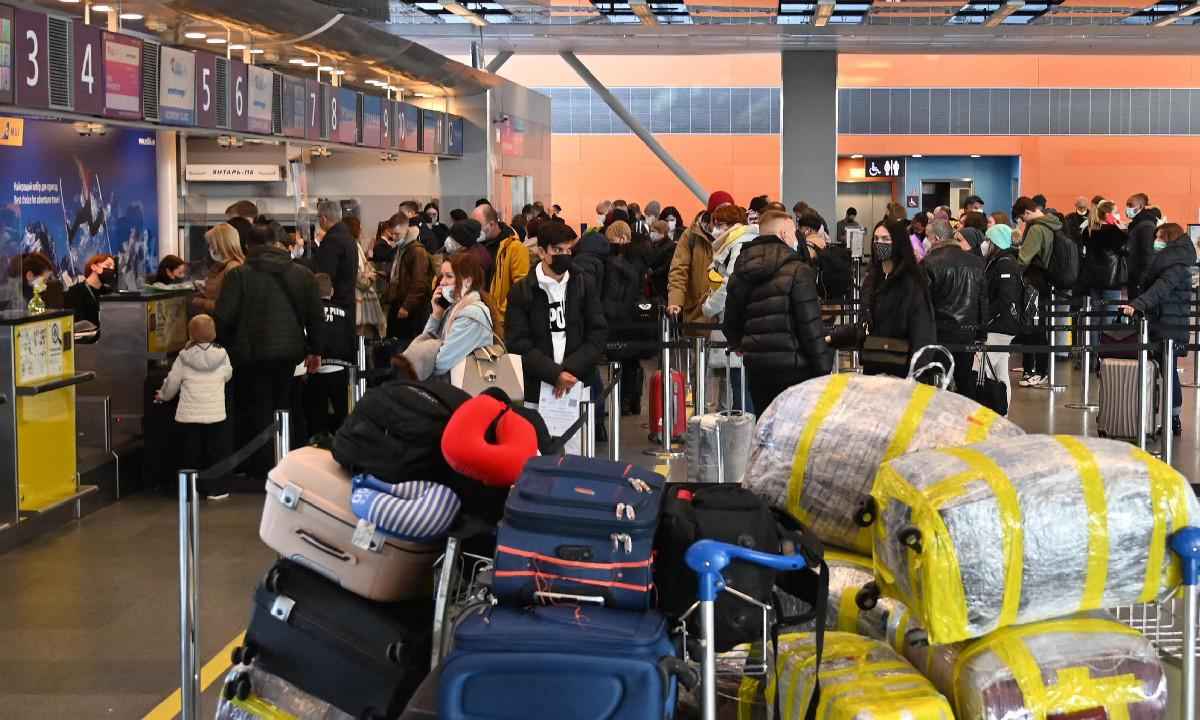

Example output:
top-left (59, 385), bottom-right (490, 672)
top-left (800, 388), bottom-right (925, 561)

top-left (0, 118), bottom-right (158, 290)
top-left (159, 47), bottom-right (195, 126)
top-left (103, 32), bottom-right (141, 119)
top-left (246, 65), bottom-right (273, 134)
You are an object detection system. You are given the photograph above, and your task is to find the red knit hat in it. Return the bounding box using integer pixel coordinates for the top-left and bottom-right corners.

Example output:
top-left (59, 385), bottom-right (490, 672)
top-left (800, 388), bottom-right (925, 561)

top-left (707, 191), bottom-right (735, 214)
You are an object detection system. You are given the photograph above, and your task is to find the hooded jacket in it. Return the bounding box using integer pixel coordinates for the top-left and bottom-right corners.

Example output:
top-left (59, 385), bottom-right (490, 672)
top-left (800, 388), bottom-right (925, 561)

top-left (723, 235), bottom-right (833, 379)
top-left (1081, 222), bottom-right (1129, 292)
top-left (1132, 237), bottom-right (1197, 345)
top-left (216, 245), bottom-right (325, 368)
top-left (1128, 207), bottom-right (1163, 298)
top-left (488, 225), bottom-right (530, 336)
top-left (667, 218), bottom-right (715, 328)
top-left (572, 228), bottom-right (610, 298)
top-left (158, 343), bottom-right (233, 424)
top-left (861, 264), bottom-right (937, 375)
top-left (314, 221), bottom-right (358, 313)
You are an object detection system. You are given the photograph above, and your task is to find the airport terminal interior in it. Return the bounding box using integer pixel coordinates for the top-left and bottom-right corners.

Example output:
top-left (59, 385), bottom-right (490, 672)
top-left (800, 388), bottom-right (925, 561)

top-left (5, 0), bottom-right (1200, 718)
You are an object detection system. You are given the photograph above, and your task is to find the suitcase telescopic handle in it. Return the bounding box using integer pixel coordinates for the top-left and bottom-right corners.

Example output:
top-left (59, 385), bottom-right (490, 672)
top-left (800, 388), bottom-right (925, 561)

top-left (685, 539), bottom-right (808, 601)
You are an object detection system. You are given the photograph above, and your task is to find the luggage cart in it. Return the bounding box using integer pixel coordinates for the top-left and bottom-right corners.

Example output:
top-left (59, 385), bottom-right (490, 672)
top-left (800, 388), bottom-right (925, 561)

top-left (1112, 527), bottom-right (1200, 720)
top-left (430, 516), bottom-right (497, 668)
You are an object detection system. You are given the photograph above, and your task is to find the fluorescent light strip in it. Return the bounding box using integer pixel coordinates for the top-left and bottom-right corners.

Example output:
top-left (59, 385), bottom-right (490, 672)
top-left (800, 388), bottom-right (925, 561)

top-left (441, 1), bottom-right (488, 25)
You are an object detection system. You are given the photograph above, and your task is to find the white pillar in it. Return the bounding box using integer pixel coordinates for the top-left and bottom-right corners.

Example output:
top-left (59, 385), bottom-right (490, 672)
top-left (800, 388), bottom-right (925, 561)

top-left (156, 130), bottom-right (179, 259)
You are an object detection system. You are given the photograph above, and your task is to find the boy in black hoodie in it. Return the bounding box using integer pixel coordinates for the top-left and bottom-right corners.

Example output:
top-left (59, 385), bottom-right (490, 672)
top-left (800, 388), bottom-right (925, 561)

top-left (304, 273), bottom-right (355, 440)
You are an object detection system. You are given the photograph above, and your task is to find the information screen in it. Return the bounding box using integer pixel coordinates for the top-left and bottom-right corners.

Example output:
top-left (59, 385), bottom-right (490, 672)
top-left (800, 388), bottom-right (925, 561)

top-left (72, 23), bottom-right (103, 116)
top-left (14, 8), bottom-right (48, 109)
top-left (0, 5), bottom-right (13, 105)
top-left (193, 51), bottom-right (218, 128)
top-left (334, 87), bottom-right (357, 144)
top-left (246, 65), bottom-right (273, 134)
top-left (103, 31), bottom-right (141, 119)
top-left (280, 75), bottom-right (305, 138)
top-left (397, 102), bottom-right (419, 152)
top-left (158, 46), bottom-right (195, 126)
top-left (421, 109), bottom-right (443, 155)
top-left (360, 94), bottom-right (382, 148)
top-left (447, 114), bottom-right (464, 156)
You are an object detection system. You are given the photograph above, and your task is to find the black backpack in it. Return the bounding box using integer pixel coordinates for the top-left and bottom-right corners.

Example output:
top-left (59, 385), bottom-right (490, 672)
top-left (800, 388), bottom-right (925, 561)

top-left (1043, 224), bottom-right (1080, 290)
top-left (817, 245), bottom-right (852, 301)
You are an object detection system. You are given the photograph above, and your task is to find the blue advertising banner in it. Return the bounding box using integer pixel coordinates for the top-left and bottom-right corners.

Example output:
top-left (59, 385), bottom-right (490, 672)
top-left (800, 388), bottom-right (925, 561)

top-left (0, 118), bottom-right (158, 286)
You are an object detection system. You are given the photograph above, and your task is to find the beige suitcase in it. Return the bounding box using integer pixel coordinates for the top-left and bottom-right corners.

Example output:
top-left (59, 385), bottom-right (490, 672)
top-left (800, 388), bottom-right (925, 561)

top-left (260, 447), bottom-right (440, 602)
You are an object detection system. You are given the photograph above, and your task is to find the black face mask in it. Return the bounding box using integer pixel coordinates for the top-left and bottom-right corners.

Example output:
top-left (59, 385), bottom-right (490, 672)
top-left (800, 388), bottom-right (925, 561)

top-left (549, 254), bottom-right (573, 276)
top-left (100, 268), bottom-right (117, 288)
top-left (873, 241), bottom-right (894, 263)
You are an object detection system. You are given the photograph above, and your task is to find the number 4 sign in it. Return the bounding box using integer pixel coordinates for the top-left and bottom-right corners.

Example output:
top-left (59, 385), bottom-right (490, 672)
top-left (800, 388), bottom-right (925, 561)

top-left (73, 23), bottom-right (104, 116)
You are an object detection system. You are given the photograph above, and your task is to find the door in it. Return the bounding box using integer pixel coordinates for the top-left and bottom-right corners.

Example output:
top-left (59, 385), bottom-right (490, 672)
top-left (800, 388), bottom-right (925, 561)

top-left (836, 182), bottom-right (892, 229)
top-left (921, 182), bottom-right (950, 214)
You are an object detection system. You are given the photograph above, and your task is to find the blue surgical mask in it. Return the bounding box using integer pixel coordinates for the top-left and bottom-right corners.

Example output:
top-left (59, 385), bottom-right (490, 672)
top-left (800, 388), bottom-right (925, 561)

top-left (1126, 206), bottom-right (1138, 220)
top-left (1154, 240), bottom-right (1167, 252)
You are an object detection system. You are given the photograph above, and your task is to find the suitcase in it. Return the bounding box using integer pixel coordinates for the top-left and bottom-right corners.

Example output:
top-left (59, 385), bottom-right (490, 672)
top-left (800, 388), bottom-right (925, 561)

top-left (218, 664), bottom-right (354, 720)
top-left (239, 559), bottom-right (433, 720)
top-left (493, 455), bottom-right (666, 609)
top-left (143, 365), bottom-right (183, 494)
top-left (685, 412), bottom-right (755, 484)
top-left (261, 447), bottom-right (443, 602)
top-left (1097, 357), bottom-right (1161, 439)
top-left (649, 369), bottom-right (686, 442)
top-left (438, 605), bottom-right (682, 720)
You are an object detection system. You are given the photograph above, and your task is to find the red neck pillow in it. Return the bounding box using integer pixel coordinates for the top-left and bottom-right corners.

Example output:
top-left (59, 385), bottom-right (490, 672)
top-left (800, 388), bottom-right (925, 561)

top-left (442, 394), bottom-right (538, 488)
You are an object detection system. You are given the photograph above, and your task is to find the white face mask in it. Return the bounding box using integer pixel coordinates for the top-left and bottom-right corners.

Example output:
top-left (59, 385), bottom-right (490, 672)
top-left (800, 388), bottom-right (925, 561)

top-left (478, 230), bottom-right (487, 245)
top-left (440, 285), bottom-right (456, 303)
top-left (596, 214), bottom-right (606, 227)
top-left (1126, 206), bottom-right (1139, 219)
top-left (650, 232), bottom-right (664, 242)
top-left (444, 238), bottom-right (463, 254)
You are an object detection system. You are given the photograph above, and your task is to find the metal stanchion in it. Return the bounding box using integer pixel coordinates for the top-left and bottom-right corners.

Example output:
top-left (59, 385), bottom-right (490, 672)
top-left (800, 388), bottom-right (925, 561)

top-left (356, 377), bottom-right (367, 403)
top-left (1136, 317), bottom-right (1150, 451)
top-left (1170, 528), bottom-right (1200, 720)
top-left (646, 312), bottom-right (682, 458)
top-left (1184, 288), bottom-right (1200, 388)
top-left (1161, 338), bottom-right (1175, 465)
top-left (273, 409), bottom-right (291, 465)
top-left (693, 336), bottom-right (708, 415)
top-left (1046, 292), bottom-right (1066, 393)
top-left (1066, 295), bottom-right (1098, 411)
top-left (608, 361), bottom-right (621, 463)
top-left (357, 335), bottom-right (368, 373)
top-left (579, 400), bottom-right (595, 458)
top-left (177, 469), bottom-right (200, 720)
top-left (347, 366), bottom-right (359, 412)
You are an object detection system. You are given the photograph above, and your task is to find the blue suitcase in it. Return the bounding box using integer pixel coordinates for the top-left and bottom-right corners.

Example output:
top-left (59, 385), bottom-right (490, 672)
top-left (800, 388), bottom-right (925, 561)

top-left (438, 605), bottom-right (681, 720)
top-left (493, 455), bottom-right (666, 609)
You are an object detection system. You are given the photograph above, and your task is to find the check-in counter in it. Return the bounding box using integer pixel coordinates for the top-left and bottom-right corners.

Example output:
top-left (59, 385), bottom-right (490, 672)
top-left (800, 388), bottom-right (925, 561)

top-left (0, 310), bottom-right (95, 543)
top-left (74, 288), bottom-right (192, 433)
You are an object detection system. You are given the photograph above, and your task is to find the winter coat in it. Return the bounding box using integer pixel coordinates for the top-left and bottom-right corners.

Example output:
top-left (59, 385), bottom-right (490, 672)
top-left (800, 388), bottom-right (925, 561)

top-left (862, 265), bottom-right (937, 371)
top-left (667, 220), bottom-right (715, 329)
top-left (386, 239), bottom-right (434, 340)
top-left (406, 291), bottom-right (494, 380)
top-left (572, 229), bottom-right (610, 297)
top-left (984, 248), bottom-right (1025, 337)
top-left (482, 223), bottom-right (519, 275)
top-left (1128, 207), bottom-right (1163, 299)
top-left (158, 343), bottom-right (233, 424)
top-left (192, 259), bottom-right (242, 315)
top-left (490, 233), bottom-right (531, 338)
top-left (321, 299), bottom-right (356, 363)
top-left (1081, 223), bottom-right (1129, 292)
top-left (215, 245), bottom-right (325, 368)
top-left (314, 221), bottom-right (359, 315)
top-left (723, 235), bottom-right (833, 380)
top-left (1132, 237), bottom-right (1197, 345)
top-left (504, 269), bottom-right (609, 404)
top-left (647, 236), bottom-right (677, 303)
top-left (924, 242), bottom-right (989, 339)
top-left (1018, 213), bottom-right (1064, 273)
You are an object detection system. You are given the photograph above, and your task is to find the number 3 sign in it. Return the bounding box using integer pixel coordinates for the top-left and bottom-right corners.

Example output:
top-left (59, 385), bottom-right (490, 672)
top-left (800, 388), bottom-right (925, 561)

top-left (13, 9), bottom-right (48, 109)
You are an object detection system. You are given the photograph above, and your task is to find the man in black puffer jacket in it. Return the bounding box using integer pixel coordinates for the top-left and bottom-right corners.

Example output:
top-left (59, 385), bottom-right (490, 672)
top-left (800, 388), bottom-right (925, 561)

top-left (1125, 193), bottom-right (1162, 301)
top-left (723, 210), bottom-right (833, 412)
top-left (1123, 222), bottom-right (1197, 436)
top-left (924, 218), bottom-right (989, 396)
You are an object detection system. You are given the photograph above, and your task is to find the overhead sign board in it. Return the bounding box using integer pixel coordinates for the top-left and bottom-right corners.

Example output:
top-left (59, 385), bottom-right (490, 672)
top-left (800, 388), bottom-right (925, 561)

top-left (245, 65), bottom-right (273, 134)
top-left (333, 87), bottom-right (357, 145)
top-left (159, 47), bottom-right (195, 126)
top-left (421, 108), bottom-right (443, 155)
top-left (185, 164), bottom-right (282, 182)
top-left (72, 23), bottom-right (103, 116)
top-left (280, 75), bottom-right (305, 138)
top-left (864, 156), bottom-right (906, 178)
top-left (13, 8), bottom-right (48, 109)
top-left (447, 114), bottom-right (464, 156)
top-left (194, 51), bottom-right (218, 129)
top-left (103, 31), bottom-right (141, 119)
top-left (227, 59), bottom-right (248, 132)
top-left (305, 79), bottom-right (324, 140)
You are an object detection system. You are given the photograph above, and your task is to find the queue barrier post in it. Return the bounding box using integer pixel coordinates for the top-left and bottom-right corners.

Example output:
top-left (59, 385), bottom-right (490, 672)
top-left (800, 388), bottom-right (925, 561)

top-left (1161, 338), bottom-right (1175, 465)
top-left (646, 311), bottom-right (682, 459)
top-left (177, 469), bottom-right (201, 720)
top-left (357, 335), bottom-right (368, 374)
top-left (579, 400), bottom-right (595, 458)
top-left (1066, 295), bottom-right (1098, 411)
top-left (693, 336), bottom-right (708, 416)
top-left (1137, 317), bottom-right (1150, 451)
top-left (1046, 292), bottom-right (1066, 393)
top-left (274, 409), bottom-right (291, 465)
top-left (608, 361), bottom-right (622, 463)
top-left (1185, 287), bottom-right (1200, 389)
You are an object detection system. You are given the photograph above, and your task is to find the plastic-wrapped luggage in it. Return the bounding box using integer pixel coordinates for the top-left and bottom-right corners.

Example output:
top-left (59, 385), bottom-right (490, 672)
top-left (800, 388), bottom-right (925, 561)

top-left (775, 550), bottom-right (905, 643)
top-left (217, 664), bottom-right (354, 720)
top-left (685, 411), bottom-right (755, 484)
top-left (738, 632), bottom-right (954, 720)
top-left (892, 613), bottom-right (1168, 720)
top-left (743, 374), bottom-right (1023, 554)
top-left (872, 434), bottom-right (1200, 645)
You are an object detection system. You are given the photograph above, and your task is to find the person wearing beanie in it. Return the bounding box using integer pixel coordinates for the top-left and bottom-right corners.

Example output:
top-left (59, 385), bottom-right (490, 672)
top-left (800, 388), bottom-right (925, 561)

top-left (667, 208), bottom-right (719, 328)
top-left (644, 200), bottom-right (662, 227)
top-left (155, 314), bottom-right (233, 499)
top-left (707, 191), bottom-right (735, 215)
top-left (983, 222), bottom-right (1023, 407)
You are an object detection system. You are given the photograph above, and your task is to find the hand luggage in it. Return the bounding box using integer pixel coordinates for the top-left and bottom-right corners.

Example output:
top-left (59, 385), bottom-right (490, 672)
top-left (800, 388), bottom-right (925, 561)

top-left (870, 434), bottom-right (1200, 645)
top-left (737, 632), bottom-right (953, 720)
top-left (742, 373), bottom-right (1023, 554)
top-left (261, 447), bottom-right (443, 602)
top-left (685, 360), bottom-right (755, 484)
top-left (649, 369), bottom-right (686, 443)
top-left (1098, 357), bottom-right (1162, 439)
top-left (493, 455), bottom-right (666, 609)
top-left (218, 664), bottom-right (354, 720)
top-left (438, 605), bottom-right (685, 720)
top-left (893, 613), bottom-right (1167, 720)
top-left (239, 559), bottom-right (433, 720)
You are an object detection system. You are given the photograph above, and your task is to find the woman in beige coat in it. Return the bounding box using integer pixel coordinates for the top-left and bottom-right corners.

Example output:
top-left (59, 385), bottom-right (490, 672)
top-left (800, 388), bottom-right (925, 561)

top-left (192, 223), bottom-right (245, 315)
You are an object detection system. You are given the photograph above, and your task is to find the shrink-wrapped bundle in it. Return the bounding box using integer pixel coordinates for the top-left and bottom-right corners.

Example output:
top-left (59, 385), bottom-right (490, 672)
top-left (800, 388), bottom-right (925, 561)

top-left (743, 374), bottom-right (1022, 554)
top-left (872, 434), bottom-right (1199, 644)
top-left (892, 613), bottom-right (1167, 720)
top-left (775, 550), bottom-right (906, 642)
top-left (737, 632), bottom-right (954, 720)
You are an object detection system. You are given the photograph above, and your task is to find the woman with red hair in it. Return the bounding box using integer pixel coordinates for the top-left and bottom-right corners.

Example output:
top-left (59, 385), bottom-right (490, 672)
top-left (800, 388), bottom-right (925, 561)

top-left (402, 251), bottom-right (497, 381)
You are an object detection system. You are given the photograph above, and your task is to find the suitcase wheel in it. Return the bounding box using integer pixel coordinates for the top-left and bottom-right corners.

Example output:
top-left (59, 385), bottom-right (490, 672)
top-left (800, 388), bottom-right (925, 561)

top-left (898, 527), bottom-right (923, 554)
top-left (853, 498), bottom-right (878, 528)
top-left (855, 582), bottom-right (880, 612)
top-left (264, 566), bottom-right (283, 594)
top-left (231, 643), bottom-right (257, 666)
top-left (223, 671), bottom-right (251, 702)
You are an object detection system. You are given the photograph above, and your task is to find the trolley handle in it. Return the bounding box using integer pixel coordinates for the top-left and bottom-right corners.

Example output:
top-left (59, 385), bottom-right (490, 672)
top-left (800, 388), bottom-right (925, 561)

top-left (685, 539), bottom-right (808, 601)
top-left (1171, 526), bottom-right (1200, 586)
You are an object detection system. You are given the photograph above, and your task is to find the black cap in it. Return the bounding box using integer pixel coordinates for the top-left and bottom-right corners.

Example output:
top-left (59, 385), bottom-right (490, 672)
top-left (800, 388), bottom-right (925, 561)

top-left (450, 219), bottom-right (482, 247)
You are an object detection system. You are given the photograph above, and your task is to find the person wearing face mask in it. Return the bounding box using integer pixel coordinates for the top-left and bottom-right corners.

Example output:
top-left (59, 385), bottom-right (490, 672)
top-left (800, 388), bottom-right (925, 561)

top-left (982, 223), bottom-right (1022, 404)
top-left (924, 218), bottom-right (988, 397)
top-left (795, 210), bottom-right (828, 266)
top-left (66, 252), bottom-right (116, 326)
top-left (908, 214), bottom-right (928, 262)
top-left (192, 223), bottom-right (245, 315)
top-left (660, 206), bottom-right (684, 242)
top-left (1011, 196), bottom-right (1064, 388)
top-left (645, 219), bottom-right (676, 306)
top-left (385, 213), bottom-right (434, 349)
top-left (1124, 192), bottom-right (1162, 301)
top-left (1067, 196), bottom-right (1091, 245)
top-left (603, 220), bottom-right (652, 416)
top-left (593, 200), bottom-right (614, 231)
top-left (722, 210), bottom-right (832, 411)
top-left (9, 252), bottom-right (54, 309)
top-left (448, 218), bottom-right (495, 278)
top-left (702, 204), bottom-right (758, 412)
top-left (1120, 223), bottom-right (1195, 436)
top-left (505, 221), bottom-right (608, 452)
top-left (154, 255), bottom-right (189, 286)
top-left (643, 200), bottom-right (662, 230)
top-left (474, 204), bottom-right (528, 336)
top-left (423, 202), bottom-right (450, 247)
top-left (667, 194), bottom-right (731, 324)
top-left (402, 252), bottom-right (496, 382)
top-left (1080, 199), bottom-right (1129, 334)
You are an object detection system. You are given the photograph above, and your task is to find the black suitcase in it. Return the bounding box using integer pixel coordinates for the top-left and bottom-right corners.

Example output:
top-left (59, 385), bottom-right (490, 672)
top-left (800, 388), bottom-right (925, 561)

top-left (142, 364), bottom-right (183, 494)
top-left (234, 559), bottom-right (433, 720)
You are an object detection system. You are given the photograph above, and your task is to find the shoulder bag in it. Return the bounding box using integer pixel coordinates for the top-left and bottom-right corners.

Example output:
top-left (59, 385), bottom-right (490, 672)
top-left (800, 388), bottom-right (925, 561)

top-left (450, 334), bottom-right (524, 399)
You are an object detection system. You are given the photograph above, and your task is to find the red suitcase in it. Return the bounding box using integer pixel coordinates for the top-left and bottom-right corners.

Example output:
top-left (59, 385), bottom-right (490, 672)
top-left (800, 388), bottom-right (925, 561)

top-left (649, 369), bottom-right (686, 442)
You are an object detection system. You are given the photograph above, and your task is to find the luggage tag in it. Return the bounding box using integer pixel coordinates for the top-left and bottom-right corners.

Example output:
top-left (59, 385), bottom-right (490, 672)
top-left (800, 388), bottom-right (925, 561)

top-left (352, 518), bottom-right (383, 553)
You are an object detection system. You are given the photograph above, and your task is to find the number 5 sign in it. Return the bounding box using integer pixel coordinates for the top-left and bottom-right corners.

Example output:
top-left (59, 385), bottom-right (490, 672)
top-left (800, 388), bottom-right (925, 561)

top-left (13, 8), bottom-right (48, 109)
top-left (73, 24), bottom-right (104, 116)
top-left (194, 51), bottom-right (218, 128)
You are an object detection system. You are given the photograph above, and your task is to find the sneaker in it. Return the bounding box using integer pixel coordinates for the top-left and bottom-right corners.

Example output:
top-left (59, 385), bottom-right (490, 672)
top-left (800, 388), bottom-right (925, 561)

top-left (1022, 374), bottom-right (1048, 388)
top-left (1173, 417), bottom-right (1183, 436)
top-left (205, 493), bottom-right (231, 501)
top-left (1017, 374), bottom-right (1036, 387)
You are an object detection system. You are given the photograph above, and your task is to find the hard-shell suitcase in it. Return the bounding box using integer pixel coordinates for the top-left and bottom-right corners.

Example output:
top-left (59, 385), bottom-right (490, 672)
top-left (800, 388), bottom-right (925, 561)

top-left (239, 559), bottom-right (433, 720)
top-left (218, 664), bottom-right (354, 720)
top-left (1097, 357), bottom-right (1161, 439)
top-left (261, 447), bottom-right (443, 602)
top-left (438, 605), bottom-right (681, 720)
top-left (685, 412), bottom-right (755, 484)
top-left (649, 369), bottom-right (686, 442)
top-left (493, 455), bottom-right (666, 609)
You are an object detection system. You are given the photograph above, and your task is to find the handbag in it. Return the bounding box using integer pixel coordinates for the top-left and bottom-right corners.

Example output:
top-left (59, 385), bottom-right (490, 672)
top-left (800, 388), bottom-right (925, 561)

top-left (450, 336), bottom-right (524, 399)
top-left (972, 351), bottom-right (1009, 416)
top-left (859, 334), bottom-right (910, 367)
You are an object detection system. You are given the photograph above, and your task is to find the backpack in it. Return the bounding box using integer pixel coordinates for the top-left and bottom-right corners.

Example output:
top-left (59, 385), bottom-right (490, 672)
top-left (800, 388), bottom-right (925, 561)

top-left (1042, 223), bottom-right (1080, 290)
top-left (817, 245), bottom-right (852, 301)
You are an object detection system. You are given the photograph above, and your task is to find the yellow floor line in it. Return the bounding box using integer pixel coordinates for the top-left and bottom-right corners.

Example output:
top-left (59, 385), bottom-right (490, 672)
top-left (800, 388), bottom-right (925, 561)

top-left (142, 631), bottom-right (246, 720)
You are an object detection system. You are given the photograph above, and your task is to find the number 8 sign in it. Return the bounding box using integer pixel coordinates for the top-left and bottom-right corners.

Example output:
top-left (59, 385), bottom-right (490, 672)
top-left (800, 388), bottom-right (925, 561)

top-left (13, 8), bottom-right (48, 109)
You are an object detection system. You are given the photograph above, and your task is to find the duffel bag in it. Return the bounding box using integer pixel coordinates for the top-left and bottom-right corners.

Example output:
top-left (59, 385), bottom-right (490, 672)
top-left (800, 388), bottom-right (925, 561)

top-left (743, 373), bottom-right (1023, 554)
top-left (871, 434), bottom-right (1200, 644)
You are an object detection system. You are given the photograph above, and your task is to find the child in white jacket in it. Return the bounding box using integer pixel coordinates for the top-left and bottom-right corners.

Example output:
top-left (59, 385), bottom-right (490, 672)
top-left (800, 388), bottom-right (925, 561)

top-left (157, 314), bottom-right (234, 498)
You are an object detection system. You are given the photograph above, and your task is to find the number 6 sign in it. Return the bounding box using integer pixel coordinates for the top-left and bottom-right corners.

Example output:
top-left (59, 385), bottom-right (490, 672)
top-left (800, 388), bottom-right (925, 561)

top-left (228, 59), bottom-right (248, 131)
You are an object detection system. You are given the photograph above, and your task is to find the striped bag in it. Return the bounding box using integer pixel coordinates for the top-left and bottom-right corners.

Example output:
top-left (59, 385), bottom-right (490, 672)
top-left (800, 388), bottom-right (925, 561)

top-left (350, 474), bottom-right (462, 542)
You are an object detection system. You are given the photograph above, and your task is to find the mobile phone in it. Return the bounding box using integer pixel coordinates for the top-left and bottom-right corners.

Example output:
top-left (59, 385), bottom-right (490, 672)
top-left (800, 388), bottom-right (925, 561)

top-left (435, 295), bottom-right (452, 309)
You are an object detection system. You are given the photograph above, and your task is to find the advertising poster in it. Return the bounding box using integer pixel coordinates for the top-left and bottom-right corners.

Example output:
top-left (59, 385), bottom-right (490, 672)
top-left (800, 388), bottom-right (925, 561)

top-left (246, 65), bottom-right (273, 134)
top-left (0, 117), bottom-right (158, 291)
top-left (280, 75), bottom-right (305, 138)
top-left (361, 94), bottom-right (382, 148)
top-left (103, 32), bottom-right (141, 119)
top-left (159, 47), bottom-right (195, 126)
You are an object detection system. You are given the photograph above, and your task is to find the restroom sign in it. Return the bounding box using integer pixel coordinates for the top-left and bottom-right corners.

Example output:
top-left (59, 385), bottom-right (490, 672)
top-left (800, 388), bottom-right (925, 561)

top-left (865, 156), bottom-right (905, 178)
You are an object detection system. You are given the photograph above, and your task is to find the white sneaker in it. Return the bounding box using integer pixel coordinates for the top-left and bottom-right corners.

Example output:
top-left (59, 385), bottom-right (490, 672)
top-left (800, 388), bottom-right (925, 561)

top-left (1027, 375), bottom-right (1049, 388)
top-left (205, 493), bottom-right (231, 501)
